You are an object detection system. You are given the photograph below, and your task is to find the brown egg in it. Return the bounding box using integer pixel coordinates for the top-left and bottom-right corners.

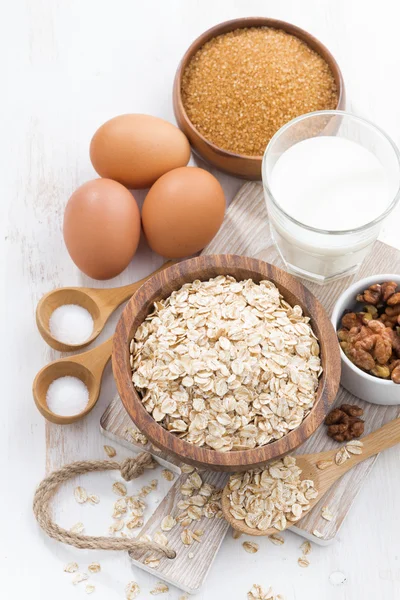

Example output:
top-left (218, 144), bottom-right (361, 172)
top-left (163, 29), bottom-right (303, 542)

top-left (142, 167), bottom-right (225, 258)
top-left (63, 178), bottom-right (140, 280)
top-left (90, 114), bottom-right (191, 189)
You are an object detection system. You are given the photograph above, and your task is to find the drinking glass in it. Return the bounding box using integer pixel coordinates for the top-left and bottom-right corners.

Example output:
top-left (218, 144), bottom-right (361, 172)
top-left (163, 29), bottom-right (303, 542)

top-left (262, 111), bottom-right (400, 284)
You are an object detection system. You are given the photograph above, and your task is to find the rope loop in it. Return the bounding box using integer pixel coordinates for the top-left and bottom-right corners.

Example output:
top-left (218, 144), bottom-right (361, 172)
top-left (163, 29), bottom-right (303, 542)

top-left (32, 452), bottom-right (176, 559)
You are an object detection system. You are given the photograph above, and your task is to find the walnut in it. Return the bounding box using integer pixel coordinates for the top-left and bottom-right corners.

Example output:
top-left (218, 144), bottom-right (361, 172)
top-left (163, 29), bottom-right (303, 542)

top-left (385, 304), bottom-right (400, 317)
top-left (370, 365), bottom-right (390, 378)
top-left (356, 284), bottom-right (382, 305)
top-left (381, 281), bottom-right (398, 302)
top-left (324, 404), bottom-right (365, 442)
top-left (339, 404), bottom-right (363, 417)
top-left (338, 281), bottom-right (400, 384)
top-left (387, 292), bottom-right (400, 306)
top-left (341, 312), bottom-right (364, 330)
top-left (391, 364), bottom-right (400, 384)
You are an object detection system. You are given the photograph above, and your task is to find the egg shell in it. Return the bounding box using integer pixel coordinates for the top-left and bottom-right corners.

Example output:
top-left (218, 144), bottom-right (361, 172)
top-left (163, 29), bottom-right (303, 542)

top-left (63, 178), bottom-right (140, 280)
top-left (142, 167), bottom-right (225, 258)
top-left (90, 114), bottom-right (191, 189)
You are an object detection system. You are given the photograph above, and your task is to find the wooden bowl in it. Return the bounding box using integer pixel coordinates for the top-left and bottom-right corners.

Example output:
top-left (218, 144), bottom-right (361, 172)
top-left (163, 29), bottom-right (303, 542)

top-left (173, 17), bottom-right (345, 180)
top-left (112, 255), bottom-right (341, 471)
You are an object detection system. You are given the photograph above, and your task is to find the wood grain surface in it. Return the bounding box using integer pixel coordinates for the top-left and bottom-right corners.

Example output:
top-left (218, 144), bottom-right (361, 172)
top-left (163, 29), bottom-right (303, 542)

top-left (101, 180), bottom-right (400, 592)
top-left (5, 3), bottom-right (400, 599)
top-left (112, 254), bottom-right (340, 471)
top-left (222, 417), bottom-right (400, 537)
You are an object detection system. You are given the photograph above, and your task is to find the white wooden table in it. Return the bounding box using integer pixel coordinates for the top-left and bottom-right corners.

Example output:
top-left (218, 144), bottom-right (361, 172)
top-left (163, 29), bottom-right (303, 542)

top-left (3, 1), bottom-right (400, 598)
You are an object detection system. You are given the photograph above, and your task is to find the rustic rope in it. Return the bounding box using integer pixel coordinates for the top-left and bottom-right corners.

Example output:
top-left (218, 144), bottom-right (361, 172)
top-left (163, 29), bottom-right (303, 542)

top-left (32, 452), bottom-right (176, 559)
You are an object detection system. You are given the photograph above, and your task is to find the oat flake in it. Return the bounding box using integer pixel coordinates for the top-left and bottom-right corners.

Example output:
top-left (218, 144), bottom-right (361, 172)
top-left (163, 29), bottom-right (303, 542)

top-left (64, 562), bottom-right (79, 573)
top-left (125, 581), bottom-right (140, 599)
top-left (150, 582), bottom-right (169, 595)
top-left (74, 486), bottom-right (87, 504)
top-left (70, 522), bottom-right (84, 534)
top-left (243, 541), bottom-right (259, 554)
top-left (88, 562), bottom-right (101, 574)
top-left (104, 445), bottom-right (116, 457)
top-left (72, 572), bottom-right (88, 585)
top-left (112, 481), bottom-right (127, 496)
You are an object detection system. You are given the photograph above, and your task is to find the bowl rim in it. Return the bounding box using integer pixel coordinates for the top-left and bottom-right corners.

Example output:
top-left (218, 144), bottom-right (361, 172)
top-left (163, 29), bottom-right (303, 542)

top-left (173, 16), bottom-right (345, 163)
top-left (331, 273), bottom-right (400, 386)
top-left (112, 254), bottom-right (341, 471)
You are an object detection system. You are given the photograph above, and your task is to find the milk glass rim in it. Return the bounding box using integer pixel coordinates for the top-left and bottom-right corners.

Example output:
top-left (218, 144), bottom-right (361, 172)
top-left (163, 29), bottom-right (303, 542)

top-left (261, 110), bottom-right (400, 236)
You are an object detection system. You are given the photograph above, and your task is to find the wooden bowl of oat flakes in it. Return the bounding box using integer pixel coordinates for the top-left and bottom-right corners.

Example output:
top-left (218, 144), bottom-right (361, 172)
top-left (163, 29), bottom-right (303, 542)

top-left (173, 17), bottom-right (345, 179)
top-left (113, 255), bottom-right (341, 471)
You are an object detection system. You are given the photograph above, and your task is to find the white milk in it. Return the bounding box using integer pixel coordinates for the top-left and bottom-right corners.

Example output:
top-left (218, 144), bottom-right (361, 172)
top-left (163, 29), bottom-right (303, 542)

top-left (267, 136), bottom-right (392, 281)
top-left (271, 137), bottom-right (389, 230)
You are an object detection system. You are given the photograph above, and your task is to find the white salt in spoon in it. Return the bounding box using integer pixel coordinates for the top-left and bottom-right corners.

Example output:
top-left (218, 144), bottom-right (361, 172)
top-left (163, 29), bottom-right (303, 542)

top-left (222, 417), bottom-right (400, 537)
top-left (33, 337), bottom-right (113, 424)
top-left (36, 261), bottom-right (174, 352)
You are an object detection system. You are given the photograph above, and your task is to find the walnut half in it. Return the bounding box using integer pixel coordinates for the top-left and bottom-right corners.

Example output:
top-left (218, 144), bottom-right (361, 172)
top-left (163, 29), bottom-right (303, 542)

top-left (324, 404), bottom-right (365, 442)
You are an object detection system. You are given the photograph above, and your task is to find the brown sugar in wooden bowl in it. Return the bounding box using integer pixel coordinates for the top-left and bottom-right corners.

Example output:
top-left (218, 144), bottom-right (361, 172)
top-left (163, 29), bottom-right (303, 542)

top-left (173, 17), bottom-right (345, 180)
top-left (112, 255), bottom-right (341, 472)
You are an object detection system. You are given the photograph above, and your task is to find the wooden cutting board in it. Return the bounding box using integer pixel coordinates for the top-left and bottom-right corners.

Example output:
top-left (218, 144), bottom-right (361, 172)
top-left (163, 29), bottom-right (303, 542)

top-left (101, 181), bottom-right (400, 593)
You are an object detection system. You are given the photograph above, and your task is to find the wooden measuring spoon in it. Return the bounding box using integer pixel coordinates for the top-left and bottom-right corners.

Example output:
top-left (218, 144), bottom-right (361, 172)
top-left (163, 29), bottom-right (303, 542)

top-left (33, 337), bottom-right (113, 425)
top-left (222, 417), bottom-right (400, 537)
top-left (36, 261), bottom-right (174, 352)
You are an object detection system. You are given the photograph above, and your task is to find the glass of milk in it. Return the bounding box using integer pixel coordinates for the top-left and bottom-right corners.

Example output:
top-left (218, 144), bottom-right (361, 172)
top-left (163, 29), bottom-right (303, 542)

top-left (262, 111), bottom-right (400, 284)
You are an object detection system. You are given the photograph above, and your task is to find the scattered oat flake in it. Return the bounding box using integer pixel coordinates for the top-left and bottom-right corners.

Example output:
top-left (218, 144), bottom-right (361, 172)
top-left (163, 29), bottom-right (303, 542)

top-left (243, 541), bottom-right (259, 554)
top-left (104, 445), bottom-right (116, 457)
top-left (316, 459), bottom-right (333, 470)
top-left (269, 533), bottom-right (284, 545)
top-left (70, 522), bottom-right (85, 534)
top-left (247, 584), bottom-right (275, 600)
top-left (88, 494), bottom-right (100, 505)
top-left (181, 464), bottom-right (195, 474)
top-left (144, 555), bottom-right (160, 568)
top-left (346, 440), bottom-right (363, 455)
top-left (179, 596), bottom-right (188, 600)
top-left (88, 562), bottom-right (101, 574)
top-left (329, 570), bottom-right (347, 585)
top-left (72, 572), bottom-right (88, 585)
top-left (298, 556), bottom-right (310, 568)
top-left (74, 486), bottom-right (87, 504)
top-left (86, 584), bottom-right (95, 594)
top-left (161, 515), bottom-right (176, 531)
top-left (335, 447), bottom-right (350, 465)
top-left (126, 581), bottom-right (140, 599)
top-left (154, 531), bottom-right (168, 546)
top-left (181, 529), bottom-right (193, 545)
top-left (150, 479), bottom-right (158, 489)
top-left (64, 562), bottom-right (79, 573)
top-left (321, 506), bottom-right (334, 521)
top-left (150, 582), bottom-right (169, 595)
top-left (188, 552), bottom-right (194, 559)
top-left (128, 429), bottom-right (148, 445)
top-left (300, 541), bottom-right (312, 555)
top-left (313, 529), bottom-right (323, 538)
top-left (112, 482), bottom-right (127, 496)
top-left (109, 519), bottom-right (125, 534)
top-left (162, 469), bottom-right (175, 481)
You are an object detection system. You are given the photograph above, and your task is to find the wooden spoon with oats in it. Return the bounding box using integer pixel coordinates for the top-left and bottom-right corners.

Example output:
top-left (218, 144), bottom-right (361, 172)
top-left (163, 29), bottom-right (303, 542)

top-left (222, 417), bottom-right (400, 537)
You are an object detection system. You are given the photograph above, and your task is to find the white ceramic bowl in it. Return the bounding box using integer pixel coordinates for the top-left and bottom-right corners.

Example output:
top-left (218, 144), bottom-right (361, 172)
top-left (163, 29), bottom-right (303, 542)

top-left (331, 274), bottom-right (400, 405)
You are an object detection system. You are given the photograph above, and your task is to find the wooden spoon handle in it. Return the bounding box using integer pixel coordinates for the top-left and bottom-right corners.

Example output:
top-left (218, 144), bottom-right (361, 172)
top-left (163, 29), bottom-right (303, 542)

top-left (69, 337), bottom-right (113, 379)
top-left (325, 417), bottom-right (400, 479)
top-left (88, 261), bottom-right (176, 309)
top-left (355, 417), bottom-right (400, 460)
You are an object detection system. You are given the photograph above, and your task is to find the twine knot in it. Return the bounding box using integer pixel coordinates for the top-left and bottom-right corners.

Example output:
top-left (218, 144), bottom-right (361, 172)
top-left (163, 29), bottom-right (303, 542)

top-left (120, 452), bottom-right (153, 481)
